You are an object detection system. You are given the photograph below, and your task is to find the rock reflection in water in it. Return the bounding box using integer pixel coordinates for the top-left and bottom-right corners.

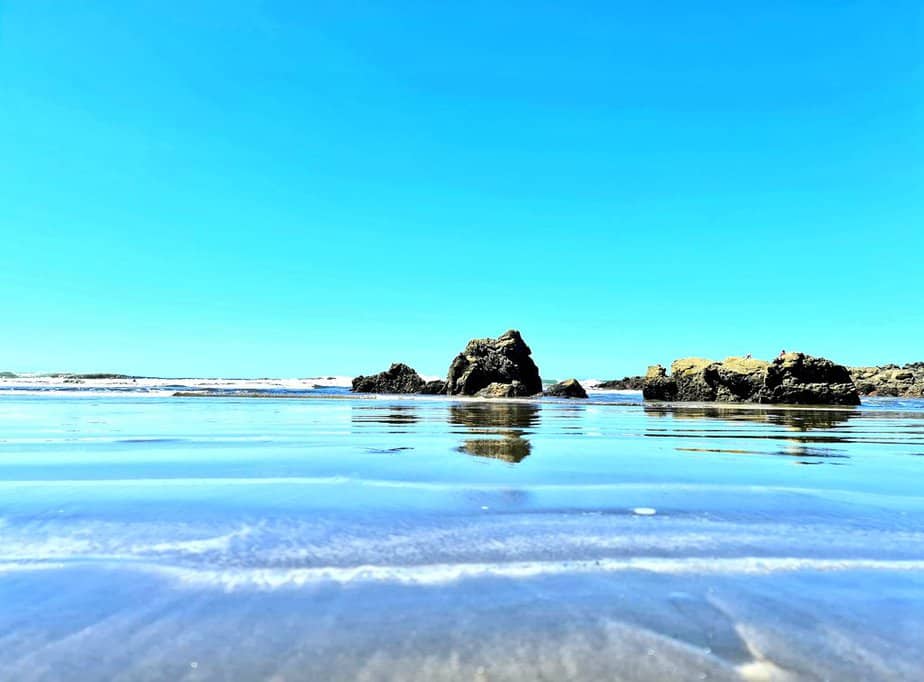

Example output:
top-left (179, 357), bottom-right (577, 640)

top-left (450, 403), bottom-right (539, 463)
top-left (644, 405), bottom-right (856, 431)
top-left (644, 405), bottom-right (857, 462)
top-left (351, 404), bottom-right (419, 433)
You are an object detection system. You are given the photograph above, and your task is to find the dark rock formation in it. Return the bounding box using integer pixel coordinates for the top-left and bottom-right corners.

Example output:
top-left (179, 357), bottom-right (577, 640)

top-left (446, 330), bottom-right (542, 397)
top-left (351, 363), bottom-right (425, 394)
top-left (418, 379), bottom-right (448, 395)
top-left (646, 357), bottom-right (758, 402)
top-left (670, 358), bottom-right (720, 401)
top-left (850, 363), bottom-right (924, 397)
top-left (643, 353), bottom-right (859, 405)
top-left (70, 373), bottom-right (132, 380)
top-left (759, 353), bottom-right (859, 405)
top-left (642, 365), bottom-right (677, 401)
top-left (658, 357), bottom-right (768, 402)
top-left (596, 376), bottom-right (644, 390)
top-left (545, 378), bottom-right (588, 399)
top-left (708, 357), bottom-right (770, 402)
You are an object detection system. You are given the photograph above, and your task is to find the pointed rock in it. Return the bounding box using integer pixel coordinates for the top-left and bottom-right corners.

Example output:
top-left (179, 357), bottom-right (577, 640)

top-left (446, 330), bottom-right (542, 397)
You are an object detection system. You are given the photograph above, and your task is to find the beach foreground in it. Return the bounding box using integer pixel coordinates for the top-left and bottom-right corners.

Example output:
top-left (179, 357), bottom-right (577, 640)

top-left (1, 391), bottom-right (923, 681)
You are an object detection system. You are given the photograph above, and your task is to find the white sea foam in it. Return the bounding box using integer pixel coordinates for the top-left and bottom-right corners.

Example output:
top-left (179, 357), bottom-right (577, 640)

top-left (145, 556), bottom-right (924, 590)
top-left (0, 374), bottom-right (354, 396)
top-left (137, 526), bottom-right (253, 554)
top-left (0, 561), bottom-right (68, 573)
top-left (2, 555), bottom-right (920, 588)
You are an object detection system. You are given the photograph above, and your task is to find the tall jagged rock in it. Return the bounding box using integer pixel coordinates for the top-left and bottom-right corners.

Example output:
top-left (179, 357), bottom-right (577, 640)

top-left (446, 330), bottom-right (542, 397)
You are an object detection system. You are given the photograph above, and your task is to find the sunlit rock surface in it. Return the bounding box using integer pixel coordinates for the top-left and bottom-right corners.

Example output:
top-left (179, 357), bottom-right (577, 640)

top-left (644, 353), bottom-right (859, 405)
top-left (545, 378), bottom-right (588, 399)
top-left (446, 330), bottom-right (543, 397)
top-left (851, 362), bottom-right (924, 397)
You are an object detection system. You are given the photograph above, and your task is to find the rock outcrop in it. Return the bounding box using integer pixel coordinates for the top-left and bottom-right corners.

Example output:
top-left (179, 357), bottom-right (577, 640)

top-left (545, 378), bottom-right (588, 399)
top-left (475, 381), bottom-right (524, 398)
top-left (671, 358), bottom-right (720, 401)
top-left (760, 353), bottom-right (859, 405)
top-left (643, 353), bottom-right (859, 405)
top-left (418, 379), bottom-right (448, 395)
top-left (351, 363), bottom-right (425, 394)
top-left (655, 356), bottom-right (769, 402)
top-left (850, 363), bottom-right (924, 397)
top-left (596, 376), bottom-right (644, 390)
top-left (446, 330), bottom-right (542, 397)
top-left (641, 365), bottom-right (677, 401)
top-left (708, 357), bottom-right (769, 402)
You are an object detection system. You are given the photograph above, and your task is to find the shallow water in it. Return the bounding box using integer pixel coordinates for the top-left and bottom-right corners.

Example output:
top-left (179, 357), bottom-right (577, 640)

top-left (1, 392), bottom-right (923, 681)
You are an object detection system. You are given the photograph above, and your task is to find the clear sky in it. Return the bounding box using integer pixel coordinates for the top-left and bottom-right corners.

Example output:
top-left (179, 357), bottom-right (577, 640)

top-left (1, 1), bottom-right (922, 379)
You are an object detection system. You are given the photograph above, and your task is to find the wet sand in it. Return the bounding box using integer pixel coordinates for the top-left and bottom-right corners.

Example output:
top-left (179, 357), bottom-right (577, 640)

top-left (1, 393), bottom-right (922, 680)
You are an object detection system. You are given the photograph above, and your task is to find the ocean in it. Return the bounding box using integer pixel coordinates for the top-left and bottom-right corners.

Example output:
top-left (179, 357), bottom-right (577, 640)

top-left (1, 383), bottom-right (923, 681)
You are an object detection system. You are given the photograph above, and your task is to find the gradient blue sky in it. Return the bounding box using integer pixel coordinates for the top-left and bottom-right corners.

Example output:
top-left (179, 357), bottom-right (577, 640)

top-left (1, 1), bottom-right (922, 378)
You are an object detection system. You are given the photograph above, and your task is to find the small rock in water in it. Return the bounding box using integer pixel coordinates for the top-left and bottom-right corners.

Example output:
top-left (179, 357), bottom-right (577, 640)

top-left (544, 378), bottom-right (588, 399)
top-left (633, 507), bottom-right (657, 516)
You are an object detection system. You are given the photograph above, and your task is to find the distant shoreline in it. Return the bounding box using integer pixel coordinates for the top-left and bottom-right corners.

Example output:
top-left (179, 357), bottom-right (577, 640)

top-left (2, 359), bottom-right (922, 401)
top-left (6, 382), bottom-right (917, 414)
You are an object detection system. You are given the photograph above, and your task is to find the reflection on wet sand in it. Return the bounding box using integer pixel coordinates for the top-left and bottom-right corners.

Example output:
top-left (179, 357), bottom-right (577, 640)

top-left (450, 403), bottom-right (539, 463)
top-left (643, 405), bottom-right (858, 463)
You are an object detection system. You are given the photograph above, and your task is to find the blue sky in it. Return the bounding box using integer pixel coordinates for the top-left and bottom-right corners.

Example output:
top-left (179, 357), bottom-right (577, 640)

top-left (1, 1), bottom-right (921, 378)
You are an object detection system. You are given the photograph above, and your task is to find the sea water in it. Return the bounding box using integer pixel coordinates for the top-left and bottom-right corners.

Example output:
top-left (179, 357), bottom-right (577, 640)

top-left (1, 389), bottom-right (923, 681)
